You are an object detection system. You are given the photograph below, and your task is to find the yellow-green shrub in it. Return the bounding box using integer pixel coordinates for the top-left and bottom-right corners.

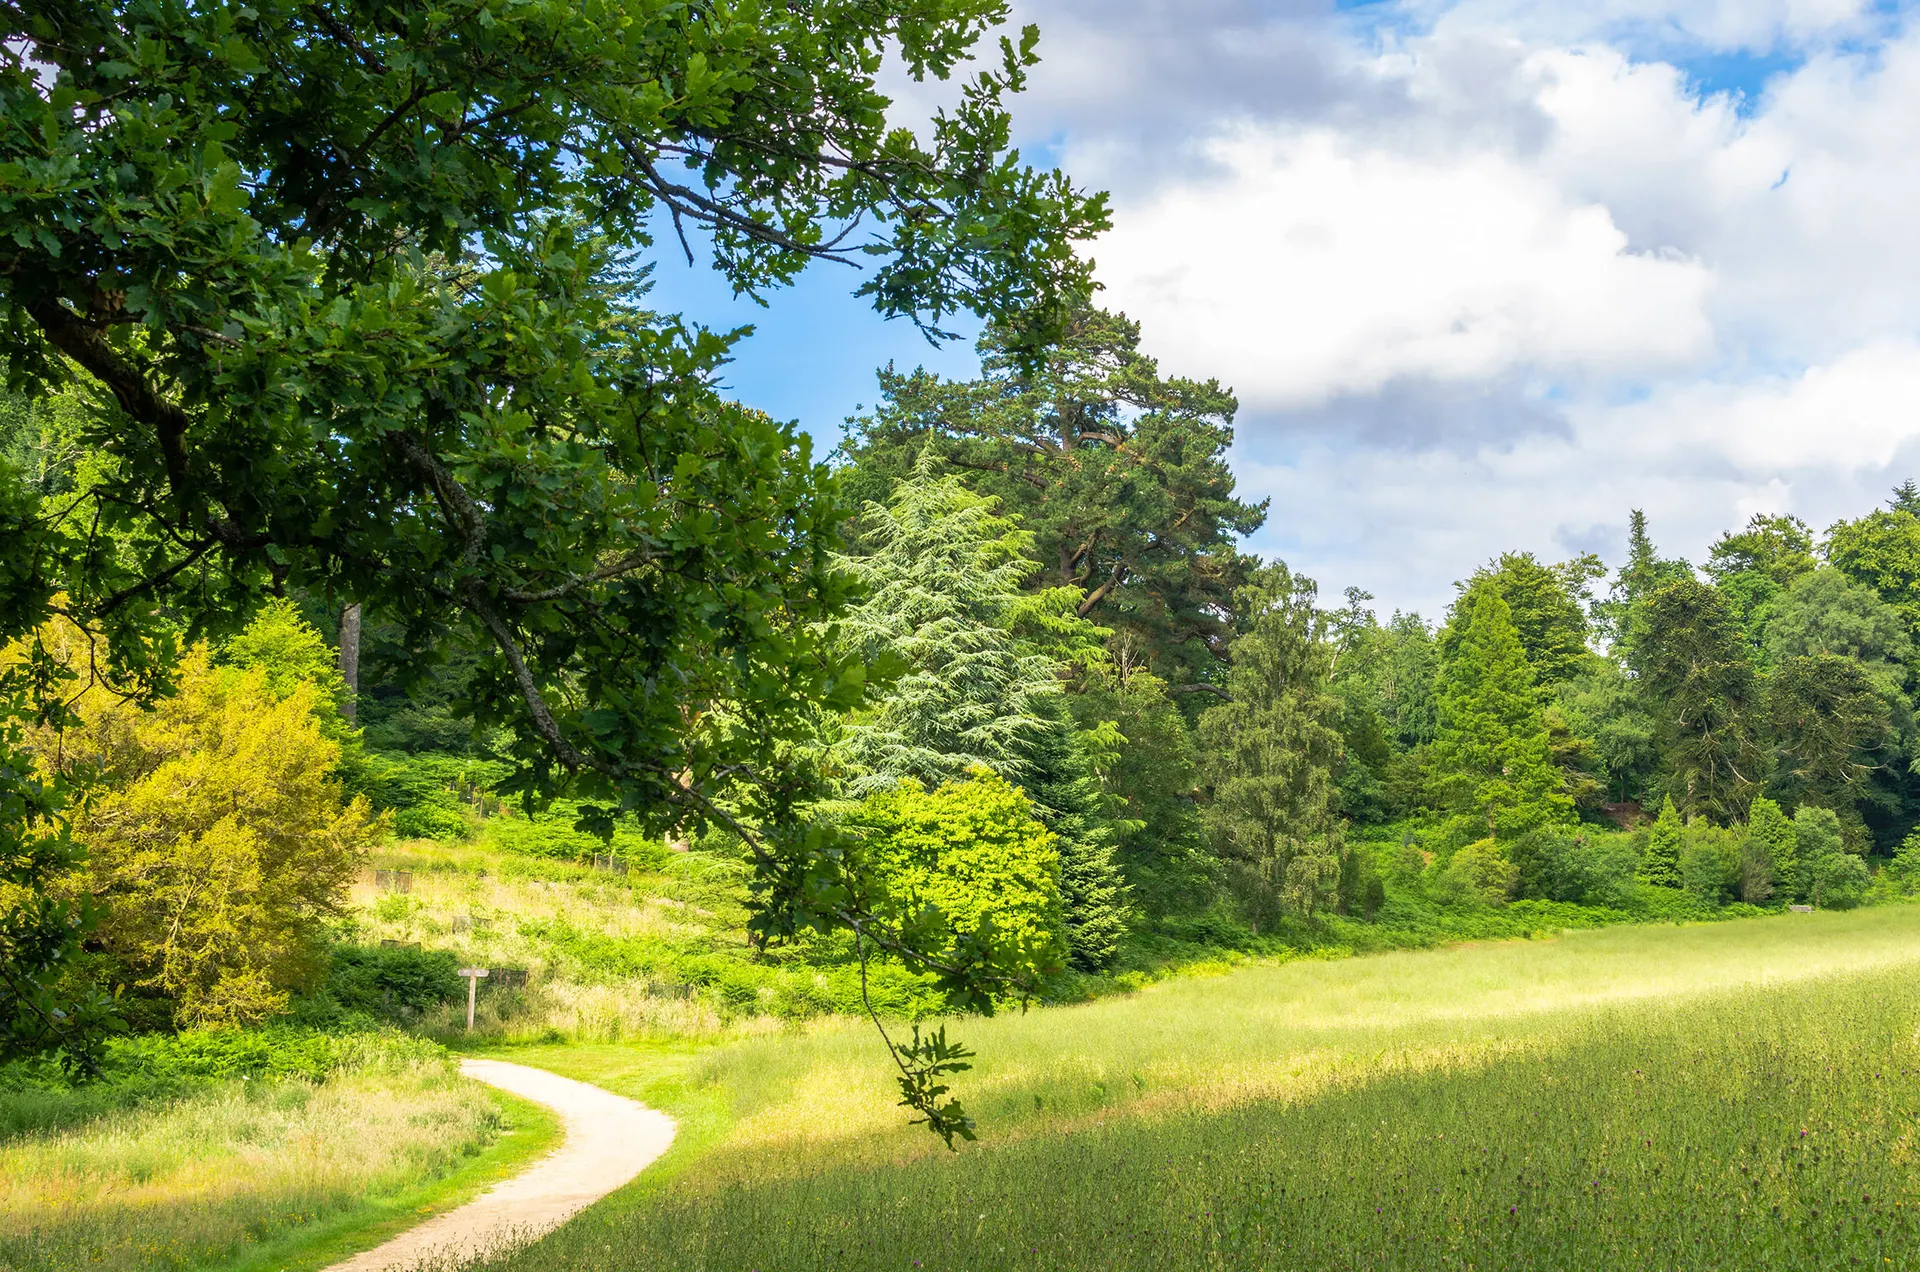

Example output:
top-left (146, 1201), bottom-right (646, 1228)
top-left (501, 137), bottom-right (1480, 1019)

top-left (41, 629), bottom-right (381, 1027)
top-left (850, 771), bottom-right (1067, 991)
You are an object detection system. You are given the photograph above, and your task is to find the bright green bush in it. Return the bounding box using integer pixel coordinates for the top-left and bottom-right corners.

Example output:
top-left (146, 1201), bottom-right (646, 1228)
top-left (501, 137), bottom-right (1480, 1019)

top-left (1679, 822), bottom-right (1741, 906)
top-left (850, 772), bottom-right (1068, 991)
top-left (1435, 839), bottom-right (1518, 905)
top-left (1794, 806), bottom-right (1869, 909)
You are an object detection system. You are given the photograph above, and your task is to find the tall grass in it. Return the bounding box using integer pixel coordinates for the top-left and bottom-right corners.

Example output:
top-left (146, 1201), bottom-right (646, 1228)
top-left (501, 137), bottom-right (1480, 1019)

top-left (0, 1039), bottom-right (502, 1272)
top-left (480, 905), bottom-right (1920, 1272)
top-left (352, 839), bottom-right (943, 1041)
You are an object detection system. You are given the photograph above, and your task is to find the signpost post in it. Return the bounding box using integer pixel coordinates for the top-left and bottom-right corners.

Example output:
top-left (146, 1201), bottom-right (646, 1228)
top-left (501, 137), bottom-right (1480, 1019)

top-left (458, 967), bottom-right (489, 1031)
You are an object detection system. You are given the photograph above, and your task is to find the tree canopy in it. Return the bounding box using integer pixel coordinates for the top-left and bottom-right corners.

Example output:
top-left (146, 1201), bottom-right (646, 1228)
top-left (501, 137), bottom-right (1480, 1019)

top-left (841, 306), bottom-right (1266, 691)
top-left (0, 0), bottom-right (1108, 838)
top-left (1428, 585), bottom-right (1572, 840)
top-left (0, 0), bottom-right (1109, 1075)
top-left (1195, 563), bottom-right (1346, 927)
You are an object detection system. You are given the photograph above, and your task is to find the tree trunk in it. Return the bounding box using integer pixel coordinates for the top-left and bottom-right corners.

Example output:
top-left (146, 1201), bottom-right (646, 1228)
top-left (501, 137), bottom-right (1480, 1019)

top-left (338, 603), bottom-right (362, 722)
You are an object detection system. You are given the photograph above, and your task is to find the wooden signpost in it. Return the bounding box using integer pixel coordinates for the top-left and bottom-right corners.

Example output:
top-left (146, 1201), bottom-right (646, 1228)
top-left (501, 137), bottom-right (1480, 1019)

top-left (458, 967), bottom-right (489, 1030)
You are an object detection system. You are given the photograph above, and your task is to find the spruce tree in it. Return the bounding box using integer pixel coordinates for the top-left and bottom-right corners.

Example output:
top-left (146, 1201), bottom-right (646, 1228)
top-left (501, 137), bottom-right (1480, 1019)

top-left (1428, 586), bottom-right (1574, 839)
top-left (1891, 480), bottom-right (1920, 517)
top-left (1745, 796), bottom-right (1795, 902)
top-left (1638, 796), bottom-right (1683, 888)
top-left (1022, 712), bottom-right (1130, 971)
top-left (1599, 511), bottom-right (1692, 669)
top-left (1195, 563), bottom-right (1347, 928)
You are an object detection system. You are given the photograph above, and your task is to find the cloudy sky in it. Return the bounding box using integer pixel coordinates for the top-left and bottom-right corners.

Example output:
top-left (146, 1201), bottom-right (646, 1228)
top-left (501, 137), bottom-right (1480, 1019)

top-left (650, 0), bottom-right (1920, 620)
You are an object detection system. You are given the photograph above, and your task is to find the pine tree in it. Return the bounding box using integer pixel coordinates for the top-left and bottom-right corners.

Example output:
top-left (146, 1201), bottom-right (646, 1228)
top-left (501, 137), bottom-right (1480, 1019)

top-left (1195, 563), bottom-right (1347, 928)
top-left (1638, 796), bottom-right (1683, 888)
top-left (1428, 586), bottom-right (1574, 839)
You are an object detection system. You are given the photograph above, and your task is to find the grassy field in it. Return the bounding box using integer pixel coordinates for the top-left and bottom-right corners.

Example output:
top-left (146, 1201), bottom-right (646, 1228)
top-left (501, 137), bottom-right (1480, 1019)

top-left (471, 904), bottom-right (1920, 1271)
top-left (0, 1040), bottom-right (559, 1272)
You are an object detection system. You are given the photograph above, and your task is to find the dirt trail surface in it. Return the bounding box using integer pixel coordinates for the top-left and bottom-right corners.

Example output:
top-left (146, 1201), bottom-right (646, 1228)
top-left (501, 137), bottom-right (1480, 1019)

top-left (327, 1057), bottom-right (676, 1272)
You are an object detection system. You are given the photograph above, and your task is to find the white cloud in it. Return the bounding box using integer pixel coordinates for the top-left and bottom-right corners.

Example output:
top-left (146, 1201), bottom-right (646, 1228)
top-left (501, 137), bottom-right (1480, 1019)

top-left (1095, 126), bottom-right (1714, 410)
top-left (880, 1), bottom-right (1920, 614)
top-left (1596, 340), bottom-right (1920, 475)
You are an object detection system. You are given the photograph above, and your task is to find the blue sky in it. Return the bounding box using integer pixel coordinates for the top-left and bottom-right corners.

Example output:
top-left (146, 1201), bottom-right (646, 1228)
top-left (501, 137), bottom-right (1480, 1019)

top-left (672, 0), bottom-right (1920, 618)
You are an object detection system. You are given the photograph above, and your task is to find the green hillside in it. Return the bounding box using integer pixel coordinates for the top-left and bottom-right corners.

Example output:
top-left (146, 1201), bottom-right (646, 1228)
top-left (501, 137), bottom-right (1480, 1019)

top-left (473, 905), bottom-right (1920, 1272)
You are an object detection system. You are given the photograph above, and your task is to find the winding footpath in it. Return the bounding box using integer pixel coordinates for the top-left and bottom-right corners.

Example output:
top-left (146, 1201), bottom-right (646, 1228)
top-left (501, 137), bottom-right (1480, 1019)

top-left (328, 1058), bottom-right (676, 1272)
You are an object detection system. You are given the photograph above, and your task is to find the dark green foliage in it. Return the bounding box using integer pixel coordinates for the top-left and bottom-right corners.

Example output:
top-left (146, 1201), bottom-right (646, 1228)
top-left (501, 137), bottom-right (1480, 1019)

top-left (1527, 828), bottom-right (1639, 908)
top-left (1638, 797), bottom-right (1683, 888)
top-left (1679, 821), bottom-right (1740, 906)
top-left (311, 945), bottom-right (463, 1025)
top-left (1068, 669), bottom-right (1206, 915)
top-left (1764, 654), bottom-right (1892, 821)
top-left (1638, 579), bottom-right (1763, 820)
top-left (1427, 586), bottom-right (1572, 839)
top-left (1748, 797), bottom-right (1797, 901)
top-left (1598, 510), bottom-right (1695, 671)
top-left (1553, 647), bottom-right (1655, 807)
top-left (1196, 564), bottom-right (1347, 926)
top-left (1706, 514), bottom-right (1818, 587)
top-left (1328, 601), bottom-right (1441, 825)
top-left (1022, 716), bottom-right (1130, 972)
top-left (842, 307), bottom-right (1265, 691)
top-left (1765, 569), bottom-right (1912, 688)
top-left (1889, 829), bottom-right (1920, 894)
top-left (1705, 514), bottom-right (1816, 654)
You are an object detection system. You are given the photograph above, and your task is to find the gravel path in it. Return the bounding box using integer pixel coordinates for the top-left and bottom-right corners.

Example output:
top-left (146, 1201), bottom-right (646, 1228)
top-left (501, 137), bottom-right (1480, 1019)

top-left (326, 1057), bottom-right (676, 1272)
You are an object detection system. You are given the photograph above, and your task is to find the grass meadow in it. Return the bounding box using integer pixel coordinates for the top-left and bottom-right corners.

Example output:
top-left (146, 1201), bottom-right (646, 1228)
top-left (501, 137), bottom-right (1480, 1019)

top-left (0, 1042), bottom-right (557, 1272)
top-left (473, 904), bottom-right (1920, 1272)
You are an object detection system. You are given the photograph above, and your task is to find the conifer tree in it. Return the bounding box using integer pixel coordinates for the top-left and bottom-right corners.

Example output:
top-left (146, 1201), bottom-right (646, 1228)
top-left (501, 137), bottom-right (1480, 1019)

top-left (1022, 713), bottom-right (1130, 971)
top-left (1745, 796), bottom-right (1795, 902)
top-left (1599, 511), bottom-right (1692, 668)
top-left (1892, 480), bottom-right (1920, 517)
top-left (1639, 579), bottom-right (1764, 821)
top-left (843, 305), bottom-right (1267, 690)
top-left (1195, 563), bottom-right (1347, 928)
top-left (837, 458), bottom-right (1086, 793)
top-left (1638, 796), bottom-right (1683, 888)
top-left (1428, 586), bottom-right (1574, 839)
top-left (839, 459), bottom-right (1128, 962)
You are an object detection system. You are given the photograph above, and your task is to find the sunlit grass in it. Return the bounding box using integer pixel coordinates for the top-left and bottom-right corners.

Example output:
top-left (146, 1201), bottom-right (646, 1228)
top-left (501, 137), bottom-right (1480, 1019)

top-left (353, 840), bottom-right (752, 1042)
top-left (0, 1052), bottom-right (507, 1272)
top-left (481, 904), bottom-right (1920, 1271)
